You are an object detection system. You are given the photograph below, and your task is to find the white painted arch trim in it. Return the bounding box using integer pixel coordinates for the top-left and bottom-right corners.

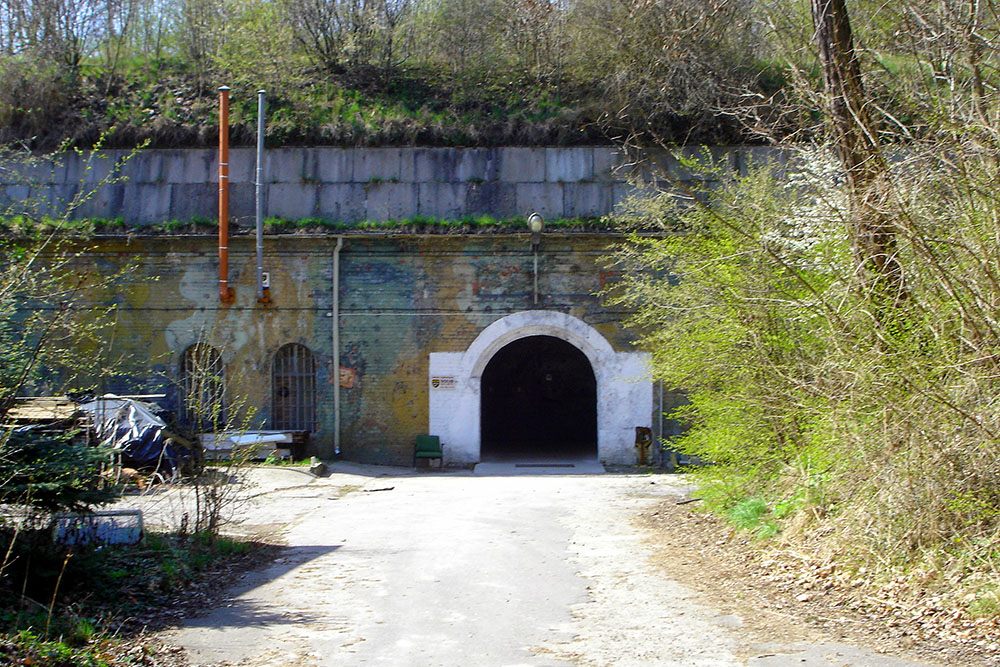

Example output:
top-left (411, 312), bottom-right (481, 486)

top-left (428, 310), bottom-right (652, 465)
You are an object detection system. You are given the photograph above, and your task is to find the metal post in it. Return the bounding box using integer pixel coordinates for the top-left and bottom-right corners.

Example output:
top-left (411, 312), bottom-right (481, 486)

top-left (533, 244), bottom-right (539, 305)
top-left (333, 237), bottom-right (344, 456)
top-left (255, 90), bottom-right (268, 303)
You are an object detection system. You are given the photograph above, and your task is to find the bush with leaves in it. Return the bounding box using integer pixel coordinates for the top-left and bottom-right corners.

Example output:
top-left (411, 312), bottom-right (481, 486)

top-left (609, 145), bottom-right (1000, 603)
top-left (0, 430), bottom-right (114, 513)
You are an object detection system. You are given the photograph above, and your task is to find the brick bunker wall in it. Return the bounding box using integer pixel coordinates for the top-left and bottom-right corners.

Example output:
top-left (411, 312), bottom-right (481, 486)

top-left (71, 234), bottom-right (651, 465)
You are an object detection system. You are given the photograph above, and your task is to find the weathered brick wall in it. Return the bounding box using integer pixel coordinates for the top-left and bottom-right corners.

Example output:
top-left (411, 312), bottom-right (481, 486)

top-left (67, 234), bottom-right (647, 465)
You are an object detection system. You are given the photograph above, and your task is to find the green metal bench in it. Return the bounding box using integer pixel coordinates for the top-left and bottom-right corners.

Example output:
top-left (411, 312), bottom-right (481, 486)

top-left (414, 434), bottom-right (443, 468)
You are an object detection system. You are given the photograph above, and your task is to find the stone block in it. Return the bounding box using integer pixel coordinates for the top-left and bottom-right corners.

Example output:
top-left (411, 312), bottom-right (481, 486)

top-left (499, 148), bottom-right (546, 183)
top-left (414, 148), bottom-right (459, 183)
top-left (54, 152), bottom-right (85, 185)
top-left (738, 146), bottom-right (792, 176)
top-left (118, 152), bottom-right (162, 184)
top-left (313, 148), bottom-right (355, 183)
top-left (122, 184), bottom-right (172, 224)
top-left (563, 183), bottom-right (613, 218)
top-left (414, 147), bottom-right (501, 184)
top-left (647, 146), bottom-right (736, 182)
top-left (355, 148), bottom-right (405, 183)
top-left (516, 183), bottom-right (565, 219)
top-left (228, 182), bottom-right (255, 224)
top-left (466, 182), bottom-right (516, 218)
top-left (228, 148), bottom-right (256, 184)
top-left (73, 183), bottom-right (125, 219)
top-left (462, 149), bottom-right (500, 183)
top-left (398, 149), bottom-right (417, 182)
top-left (611, 182), bottom-right (658, 210)
top-left (0, 157), bottom-right (54, 185)
top-left (364, 182), bottom-right (418, 221)
top-left (318, 183), bottom-right (366, 223)
top-left (164, 150), bottom-right (215, 185)
top-left (169, 183), bottom-right (217, 220)
top-left (266, 149), bottom-right (306, 184)
top-left (417, 182), bottom-right (466, 219)
top-left (3, 185), bottom-right (31, 206)
top-left (267, 183), bottom-right (319, 219)
top-left (546, 148), bottom-right (593, 183)
top-left (80, 151), bottom-right (121, 185)
top-left (592, 148), bottom-right (626, 183)
top-left (37, 184), bottom-right (79, 217)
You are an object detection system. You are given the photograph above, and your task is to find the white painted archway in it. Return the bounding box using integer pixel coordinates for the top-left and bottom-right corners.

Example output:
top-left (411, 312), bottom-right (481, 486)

top-left (428, 311), bottom-right (652, 464)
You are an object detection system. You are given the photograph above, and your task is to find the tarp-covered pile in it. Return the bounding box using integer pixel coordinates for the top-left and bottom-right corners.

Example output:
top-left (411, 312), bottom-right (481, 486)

top-left (76, 394), bottom-right (190, 476)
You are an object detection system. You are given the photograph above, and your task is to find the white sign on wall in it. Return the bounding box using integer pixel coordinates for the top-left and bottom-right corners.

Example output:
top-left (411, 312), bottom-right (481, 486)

top-left (431, 376), bottom-right (457, 390)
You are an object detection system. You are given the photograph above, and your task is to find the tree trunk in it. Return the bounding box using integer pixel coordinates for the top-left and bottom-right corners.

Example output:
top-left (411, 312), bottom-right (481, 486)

top-left (811, 0), bottom-right (906, 305)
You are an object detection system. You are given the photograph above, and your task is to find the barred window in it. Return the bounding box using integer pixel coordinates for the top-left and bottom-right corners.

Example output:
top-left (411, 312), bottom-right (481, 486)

top-left (179, 343), bottom-right (225, 430)
top-left (272, 343), bottom-right (316, 431)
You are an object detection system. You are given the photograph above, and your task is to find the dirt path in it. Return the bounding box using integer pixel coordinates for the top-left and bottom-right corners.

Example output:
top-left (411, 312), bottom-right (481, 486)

top-left (147, 465), bottom-right (940, 666)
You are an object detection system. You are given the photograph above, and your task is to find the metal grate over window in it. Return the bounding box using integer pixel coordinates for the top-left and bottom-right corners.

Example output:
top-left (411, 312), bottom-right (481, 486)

top-left (179, 343), bottom-right (225, 430)
top-left (272, 343), bottom-right (316, 432)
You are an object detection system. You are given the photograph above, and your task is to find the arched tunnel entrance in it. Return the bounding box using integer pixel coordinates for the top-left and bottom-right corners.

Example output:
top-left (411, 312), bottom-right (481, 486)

top-left (480, 335), bottom-right (597, 460)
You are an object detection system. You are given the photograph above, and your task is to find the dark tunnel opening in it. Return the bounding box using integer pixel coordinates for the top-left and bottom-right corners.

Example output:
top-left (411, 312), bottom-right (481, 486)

top-left (480, 335), bottom-right (597, 460)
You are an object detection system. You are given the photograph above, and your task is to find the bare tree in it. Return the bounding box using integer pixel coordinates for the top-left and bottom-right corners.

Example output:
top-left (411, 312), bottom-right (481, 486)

top-left (283, 0), bottom-right (411, 75)
top-left (811, 0), bottom-right (905, 305)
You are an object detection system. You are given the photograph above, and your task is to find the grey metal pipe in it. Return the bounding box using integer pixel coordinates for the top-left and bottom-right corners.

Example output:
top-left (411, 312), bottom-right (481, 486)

top-left (255, 90), bottom-right (266, 302)
top-left (533, 246), bottom-right (539, 304)
top-left (333, 236), bottom-right (344, 455)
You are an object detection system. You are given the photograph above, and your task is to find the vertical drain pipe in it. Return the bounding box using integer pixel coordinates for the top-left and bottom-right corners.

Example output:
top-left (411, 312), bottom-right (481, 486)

top-left (333, 236), bottom-right (344, 455)
top-left (218, 85), bottom-right (234, 303)
top-left (255, 90), bottom-right (270, 304)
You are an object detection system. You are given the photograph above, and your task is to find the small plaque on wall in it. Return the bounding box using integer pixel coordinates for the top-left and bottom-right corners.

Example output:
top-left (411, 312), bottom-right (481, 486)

top-left (430, 376), bottom-right (456, 390)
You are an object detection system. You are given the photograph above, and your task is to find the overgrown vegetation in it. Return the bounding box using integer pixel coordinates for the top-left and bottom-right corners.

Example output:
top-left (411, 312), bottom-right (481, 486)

top-left (613, 148), bottom-right (1000, 620)
top-left (0, 527), bottom-right (263, 666)
top-left (0, 142), bottom-right (268, 663)
top-left (608, 2), bottom-right (1000, 631)
top-left (0, 213), bottom-right (616, 236)
top-left (0, 0), bottom-right (774, 150)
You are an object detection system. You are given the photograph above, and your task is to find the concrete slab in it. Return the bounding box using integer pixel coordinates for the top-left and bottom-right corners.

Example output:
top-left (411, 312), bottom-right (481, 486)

top-left (267, 183), bottom-right (318, 219)
top-left (465, 181), bottom-right (517, 217)
top-left (364, 182), bottom-right (418, 221)
top-left (546, 147), bottom-right (593, 183)
top-left (516, 182), bottom-right (564, 219)
top-left (500, 147), bottom-right (548, 183)
top-left (562, 182), bottom-right (612, 218)
top-left (317, 183), bottom-right (365, 222)
top-left (266, 149), bottom-right (306, 184)
top-left (416, 182), bottom-right (466, 219)
top-left (313, 148), bottom-right (354, 183)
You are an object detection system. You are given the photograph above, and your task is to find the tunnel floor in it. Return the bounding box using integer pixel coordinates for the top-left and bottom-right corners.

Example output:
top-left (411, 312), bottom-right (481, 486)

top-left (480, 335), bottom-right (597, 460)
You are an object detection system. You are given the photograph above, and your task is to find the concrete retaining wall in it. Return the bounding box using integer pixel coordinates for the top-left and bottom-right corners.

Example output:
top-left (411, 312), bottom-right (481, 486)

top-left (0, 146), bottom-right (778, 224)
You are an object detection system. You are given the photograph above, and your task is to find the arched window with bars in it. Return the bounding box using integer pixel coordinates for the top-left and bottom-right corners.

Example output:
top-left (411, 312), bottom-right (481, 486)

top-left (179, 343), bottom-right (225, 430)
top-left (272, 343), bottom-right (316, 432)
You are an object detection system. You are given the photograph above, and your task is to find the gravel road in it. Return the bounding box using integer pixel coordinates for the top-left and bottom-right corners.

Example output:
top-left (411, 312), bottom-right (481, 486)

top-left (136, 463), bottom-right (936, 666)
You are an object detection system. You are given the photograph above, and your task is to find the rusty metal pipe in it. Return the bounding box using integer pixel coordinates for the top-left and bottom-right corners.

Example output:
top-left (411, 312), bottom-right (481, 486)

top-left (218, 85), bottom-right (234, 303)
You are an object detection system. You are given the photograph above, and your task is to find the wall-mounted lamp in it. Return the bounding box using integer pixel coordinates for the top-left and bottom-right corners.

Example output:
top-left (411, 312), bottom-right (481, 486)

top-left (527, 212), bottom-right (544, 304)
top-left (527, 212), bottom-right (545, 249)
